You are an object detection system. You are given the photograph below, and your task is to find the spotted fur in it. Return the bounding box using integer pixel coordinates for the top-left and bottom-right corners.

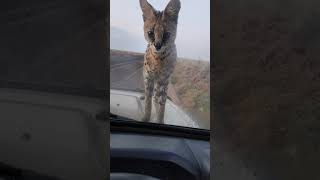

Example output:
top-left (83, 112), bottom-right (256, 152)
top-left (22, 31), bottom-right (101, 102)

top-left (139, 0), bottom-right (181, 123)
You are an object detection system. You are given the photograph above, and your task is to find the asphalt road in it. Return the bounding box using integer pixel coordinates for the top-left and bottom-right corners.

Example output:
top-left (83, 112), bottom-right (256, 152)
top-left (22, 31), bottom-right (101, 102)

top-left (110, 55), bottom-right (144, 92)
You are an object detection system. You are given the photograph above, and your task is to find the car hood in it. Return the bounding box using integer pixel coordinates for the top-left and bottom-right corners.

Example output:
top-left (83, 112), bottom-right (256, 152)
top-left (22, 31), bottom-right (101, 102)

top-left (110, 89), bottom-right (199, 129)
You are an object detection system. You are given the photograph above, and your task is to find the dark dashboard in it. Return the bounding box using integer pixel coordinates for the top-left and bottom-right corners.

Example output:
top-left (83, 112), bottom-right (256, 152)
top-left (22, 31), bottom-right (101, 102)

top-left (110, 120), bottom-right (210, 180)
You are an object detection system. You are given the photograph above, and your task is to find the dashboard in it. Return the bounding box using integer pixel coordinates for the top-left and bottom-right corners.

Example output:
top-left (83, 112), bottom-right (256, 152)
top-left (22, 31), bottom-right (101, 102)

top-left (110, 121), bottom-right (210, 180)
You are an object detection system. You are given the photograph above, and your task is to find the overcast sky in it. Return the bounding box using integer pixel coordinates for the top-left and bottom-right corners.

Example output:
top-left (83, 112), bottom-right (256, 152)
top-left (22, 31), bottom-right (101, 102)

top-left (110, 0), bottom-right (210, 61)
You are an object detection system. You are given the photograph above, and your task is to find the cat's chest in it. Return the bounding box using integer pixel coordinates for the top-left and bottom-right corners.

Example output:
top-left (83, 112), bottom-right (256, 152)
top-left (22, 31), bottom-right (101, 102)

top-left (145, 53), bottom-right (169, 72)
top-left (145, 49), bottom-right (176, 73)
top-left (145, 61), bottom-right (176, 82)
top-left (145, 57), bottom-right (164, 72)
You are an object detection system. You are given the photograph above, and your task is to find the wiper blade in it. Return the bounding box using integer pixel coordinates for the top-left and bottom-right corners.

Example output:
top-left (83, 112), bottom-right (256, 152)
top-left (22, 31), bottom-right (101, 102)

top-left (110, 113), bottom-right (118, 119)
top-left (110, 113), bottom-right (136, 122)
top-left (96, 111), bottom-right (136, 122)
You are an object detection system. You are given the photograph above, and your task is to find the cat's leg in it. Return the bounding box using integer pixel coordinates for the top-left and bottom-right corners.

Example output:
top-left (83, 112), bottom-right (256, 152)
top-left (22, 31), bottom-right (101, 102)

top-left (154, 80), bottom-right (169, 124)
top-left (142, 74), bottom-right (154, 122)
top-left (153, 83), bottom-right (160, 116)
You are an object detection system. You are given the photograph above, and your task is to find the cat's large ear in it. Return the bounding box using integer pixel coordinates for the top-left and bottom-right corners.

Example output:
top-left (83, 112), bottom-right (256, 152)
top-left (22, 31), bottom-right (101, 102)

top-left (139, 0), bottom-right (155, 21)
top-left (164, 0), bottom-right (181, 22)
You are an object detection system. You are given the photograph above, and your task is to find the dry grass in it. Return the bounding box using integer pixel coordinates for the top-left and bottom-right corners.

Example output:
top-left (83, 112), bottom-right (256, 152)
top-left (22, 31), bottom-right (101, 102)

top-left (171, 59), bottom-right (210, 129)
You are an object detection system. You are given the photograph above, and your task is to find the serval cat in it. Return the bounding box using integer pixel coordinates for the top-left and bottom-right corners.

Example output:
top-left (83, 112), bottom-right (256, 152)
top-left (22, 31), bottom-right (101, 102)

top-left (139, 0), bottom-right (181, 123)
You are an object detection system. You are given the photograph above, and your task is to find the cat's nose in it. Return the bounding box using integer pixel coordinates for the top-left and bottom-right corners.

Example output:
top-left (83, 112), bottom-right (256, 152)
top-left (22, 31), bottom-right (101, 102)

top-left (155, 42), bottom-right (162, 50)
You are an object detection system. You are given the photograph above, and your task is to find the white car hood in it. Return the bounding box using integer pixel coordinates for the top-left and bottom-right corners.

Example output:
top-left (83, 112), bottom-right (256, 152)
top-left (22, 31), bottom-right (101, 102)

top-left (110, 89), bottom-right (199, 129)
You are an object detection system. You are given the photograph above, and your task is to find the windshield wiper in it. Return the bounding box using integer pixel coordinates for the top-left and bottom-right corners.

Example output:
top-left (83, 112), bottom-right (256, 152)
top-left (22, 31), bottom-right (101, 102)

top-left (96, 111), bottom-right (136, 122)
top-left (109, 113), bottom-right (136, 122)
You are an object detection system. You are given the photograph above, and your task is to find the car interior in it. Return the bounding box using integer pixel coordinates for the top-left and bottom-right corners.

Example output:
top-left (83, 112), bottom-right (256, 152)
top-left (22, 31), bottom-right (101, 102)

top-left (110, 115), bottom-right (210, 180)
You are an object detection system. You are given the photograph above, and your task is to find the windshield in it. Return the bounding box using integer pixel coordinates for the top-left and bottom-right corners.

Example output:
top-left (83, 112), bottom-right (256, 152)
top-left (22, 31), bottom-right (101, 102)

top-left (110, 0), bottom-right (210, 130)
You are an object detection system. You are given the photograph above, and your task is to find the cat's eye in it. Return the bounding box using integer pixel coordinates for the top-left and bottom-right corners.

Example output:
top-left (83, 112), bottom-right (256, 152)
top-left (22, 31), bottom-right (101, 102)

top-left (147, 31), bottom-right (154, 39)
top-left (163, 32), bottom-right (171, 41)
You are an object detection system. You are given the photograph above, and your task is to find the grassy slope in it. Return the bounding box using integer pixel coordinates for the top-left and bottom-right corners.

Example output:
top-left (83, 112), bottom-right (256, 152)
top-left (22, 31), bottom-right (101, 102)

top-left (171, 59), bottom-right (210, 128)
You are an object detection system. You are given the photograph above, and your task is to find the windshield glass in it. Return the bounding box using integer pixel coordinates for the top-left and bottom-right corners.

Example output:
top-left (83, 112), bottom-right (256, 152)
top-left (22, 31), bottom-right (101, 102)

top-left (110, 0), bottom-right (210, 130)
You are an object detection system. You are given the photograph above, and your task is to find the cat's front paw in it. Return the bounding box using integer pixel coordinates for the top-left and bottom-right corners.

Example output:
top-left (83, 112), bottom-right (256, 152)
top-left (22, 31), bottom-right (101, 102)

top-left (141, 114), bottom-right (150, 122)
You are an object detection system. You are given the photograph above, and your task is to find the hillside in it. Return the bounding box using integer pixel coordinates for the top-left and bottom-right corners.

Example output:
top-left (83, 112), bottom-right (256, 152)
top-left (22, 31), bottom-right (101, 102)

top-left (171, 59), bottom-right (210, 128)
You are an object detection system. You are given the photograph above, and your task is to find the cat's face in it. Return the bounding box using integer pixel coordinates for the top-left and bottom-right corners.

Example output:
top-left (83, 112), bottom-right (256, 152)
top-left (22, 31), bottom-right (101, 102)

top-left (140, 0), bottom-right (181, 53)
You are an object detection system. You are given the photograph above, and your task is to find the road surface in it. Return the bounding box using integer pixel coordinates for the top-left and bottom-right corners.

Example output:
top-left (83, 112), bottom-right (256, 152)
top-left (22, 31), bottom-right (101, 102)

top-left (110, 55), bottom-right (144, 91)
